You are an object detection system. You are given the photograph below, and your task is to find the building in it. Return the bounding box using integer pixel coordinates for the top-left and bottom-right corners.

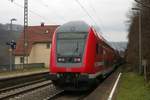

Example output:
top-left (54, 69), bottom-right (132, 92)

top-left (14, 24), bottom-right (59, 68)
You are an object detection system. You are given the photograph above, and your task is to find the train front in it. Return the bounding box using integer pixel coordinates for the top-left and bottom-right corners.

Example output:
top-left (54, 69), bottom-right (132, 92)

top-left (49, 21), bottom-right (94, 90)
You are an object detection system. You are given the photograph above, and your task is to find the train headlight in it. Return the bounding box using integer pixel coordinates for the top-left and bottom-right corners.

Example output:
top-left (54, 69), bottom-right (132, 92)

top-left (57, 57), bottom-right (65, 62)
top-left (74, 57), bottom-right (81, 62)
top-left (58, 58), bottom-right (61, 62)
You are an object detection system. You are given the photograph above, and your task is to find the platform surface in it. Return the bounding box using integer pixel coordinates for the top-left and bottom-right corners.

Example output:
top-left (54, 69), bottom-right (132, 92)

top-left (85, 68), bottom-right (121, 100)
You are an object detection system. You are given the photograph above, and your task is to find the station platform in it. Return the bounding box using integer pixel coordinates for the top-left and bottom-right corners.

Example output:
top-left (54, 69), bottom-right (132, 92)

top-left (85, 68), bottom-right (121, 100)
top-left (0, 68), bottom-right (49, 80)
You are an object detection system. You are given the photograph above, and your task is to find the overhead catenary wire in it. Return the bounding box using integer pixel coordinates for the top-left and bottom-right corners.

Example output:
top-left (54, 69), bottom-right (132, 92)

top-left (8, 0), bottom-right (52, 23)
top-left (33, 0), bottom-right (66, 22)
top-left (36, 0), bottom-right (101, 27)
top-left (87, 1), bottom-right (113, 41)
top-left (9, 0), bottom-right (115, 43)
top-left (75, 0), bottom-right (100, 28)
top-left (75, 0), bottom-right (113, 42)
top-left (38, 0), bottom-right (103, 28)
top-left (75, 0), bottom-right (112, 42)
top-left (87, 0), bottom-right (105, 32)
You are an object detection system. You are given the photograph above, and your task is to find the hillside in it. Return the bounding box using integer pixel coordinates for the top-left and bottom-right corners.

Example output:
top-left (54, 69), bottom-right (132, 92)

top-left (109, 42), bottom-right (127, 51)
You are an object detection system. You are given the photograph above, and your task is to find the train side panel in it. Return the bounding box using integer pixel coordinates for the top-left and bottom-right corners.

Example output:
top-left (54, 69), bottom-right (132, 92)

top-left (83, 28), bottom-right (96, 73)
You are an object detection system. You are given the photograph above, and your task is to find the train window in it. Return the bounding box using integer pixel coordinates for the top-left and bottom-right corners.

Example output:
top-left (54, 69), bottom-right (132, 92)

top-left (57, 33), bottom-right (87, 39)
top-left (99, 46), bottom-right (103, 54)
top-left (103, 50), bottom-right (106, 55)
top-left (96, 43), bottom-right (99, 54)
top-left (96, 44), bottom-right (103, 55)
top-left (57, 33), bottom-right (87, 57)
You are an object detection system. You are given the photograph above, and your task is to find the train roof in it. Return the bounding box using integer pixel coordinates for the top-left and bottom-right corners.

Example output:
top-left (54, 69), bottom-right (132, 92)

top-left (56, 21), bottom-right (90, 33)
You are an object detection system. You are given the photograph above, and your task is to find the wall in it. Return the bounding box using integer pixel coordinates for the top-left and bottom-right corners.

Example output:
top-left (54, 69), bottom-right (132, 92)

top-left (15, 43), bottom-right (51, 67)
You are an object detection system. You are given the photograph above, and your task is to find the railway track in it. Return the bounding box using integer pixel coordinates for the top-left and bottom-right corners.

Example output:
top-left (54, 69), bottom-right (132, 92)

top-left (0, 71), bottom-right (66, 100)
top-left (0, 80), bottom-right (64, 100)
top-left (0, 71), bottom-right (49, 90)
top-left (43, 89), bottom-right (64, 100)
top-left (0, 65), bottom-right (121, 100)
top-left (7, 82), bottom-right (64, 100)
top-left (0, 80), bottom-right (51, 99)
top-left (0, 78), bottom-right (47, 94)
top-left (49, 66), bottom-right (121, 100)
top-left (0, 71), bottom-right (55, 100)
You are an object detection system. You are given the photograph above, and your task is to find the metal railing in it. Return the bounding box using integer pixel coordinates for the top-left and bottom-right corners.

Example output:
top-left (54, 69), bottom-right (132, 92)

top-left (0, 63), bottom-right (45, 71)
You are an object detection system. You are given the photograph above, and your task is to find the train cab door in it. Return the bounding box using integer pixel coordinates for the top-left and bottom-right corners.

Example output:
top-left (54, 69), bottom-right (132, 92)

top-left (95, 43), bottom-right (104, 72)
top-left (102, 46), bottom-right (107, 69)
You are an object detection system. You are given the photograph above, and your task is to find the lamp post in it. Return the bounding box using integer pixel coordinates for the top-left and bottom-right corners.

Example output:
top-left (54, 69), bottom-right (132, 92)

top-left (10, 0), bottom-right (28, 69)
top-left (132, 8), bottom-right (142, 74)
top-left (9, 18), bottom-right (17, 71)
top-left (10, 18), bottom-right (17, 31)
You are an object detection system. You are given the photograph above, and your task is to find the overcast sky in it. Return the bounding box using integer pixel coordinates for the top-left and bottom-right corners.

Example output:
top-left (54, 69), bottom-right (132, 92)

top-left (0, 0), bottom-right (134, 42)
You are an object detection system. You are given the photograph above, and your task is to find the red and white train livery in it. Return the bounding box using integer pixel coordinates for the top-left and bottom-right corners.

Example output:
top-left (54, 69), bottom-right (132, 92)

top-left (49, 21), bottom-right (119, 90)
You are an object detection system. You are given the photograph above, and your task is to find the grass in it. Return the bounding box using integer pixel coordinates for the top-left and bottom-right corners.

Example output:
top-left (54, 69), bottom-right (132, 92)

top-left (116, 72), bottom-right (150, 100)
top-left (0, 67), bottom-right (49, 77)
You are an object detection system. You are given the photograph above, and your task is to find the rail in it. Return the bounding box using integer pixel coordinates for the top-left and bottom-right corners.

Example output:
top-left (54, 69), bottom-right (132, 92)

top-left (0, 71), bottom-right (49, 90)
top-left (0, 80), bottom-right (51, 99)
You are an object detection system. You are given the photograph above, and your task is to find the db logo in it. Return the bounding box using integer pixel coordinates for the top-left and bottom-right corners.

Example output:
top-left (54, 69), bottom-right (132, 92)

top-left (66, 68), bottom-right (71, 72)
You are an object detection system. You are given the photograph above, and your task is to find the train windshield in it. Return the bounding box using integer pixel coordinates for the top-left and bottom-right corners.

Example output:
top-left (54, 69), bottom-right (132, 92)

top-left (56, 32), bottom-right (87, 61)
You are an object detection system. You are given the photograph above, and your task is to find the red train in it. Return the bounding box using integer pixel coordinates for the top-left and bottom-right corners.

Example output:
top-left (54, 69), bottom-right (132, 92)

top-left (49, 21), bottom-right (119, 91)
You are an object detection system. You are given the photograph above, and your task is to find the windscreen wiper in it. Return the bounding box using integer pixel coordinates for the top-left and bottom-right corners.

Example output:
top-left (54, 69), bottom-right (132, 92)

top-left (69, 42), bottom-right (79, 62)
top-left (73, 42), bottom-right (79, 56)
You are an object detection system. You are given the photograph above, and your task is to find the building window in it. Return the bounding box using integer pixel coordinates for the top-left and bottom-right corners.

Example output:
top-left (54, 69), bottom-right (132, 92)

top-left (44, 30), bottom-right (49, 34)
top-left (20, 57), bottom-right (24, 63)
top-left (46, 43), bottom-right (50, 48)
top-left (24, 42), bottom-right (28, 47)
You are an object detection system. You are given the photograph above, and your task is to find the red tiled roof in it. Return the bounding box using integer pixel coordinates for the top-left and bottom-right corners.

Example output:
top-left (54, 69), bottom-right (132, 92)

top-left (14, 25), bottom-right (59, 56)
